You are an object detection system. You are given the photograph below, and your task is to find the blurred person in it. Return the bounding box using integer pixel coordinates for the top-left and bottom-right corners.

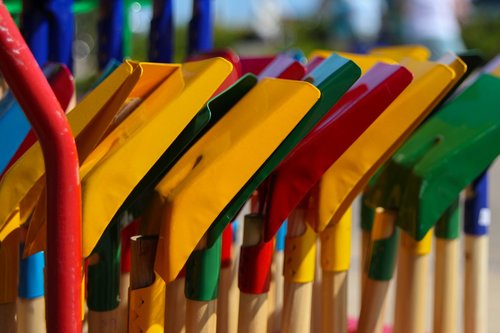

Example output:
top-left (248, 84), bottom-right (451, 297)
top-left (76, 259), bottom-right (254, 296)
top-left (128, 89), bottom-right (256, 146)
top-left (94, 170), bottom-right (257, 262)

top-left (250, 0), bottom-right (284, 42)
top-left (323, 0), bottom-right (384, 52)
top-left (400, 0), bottom-right (470, 58)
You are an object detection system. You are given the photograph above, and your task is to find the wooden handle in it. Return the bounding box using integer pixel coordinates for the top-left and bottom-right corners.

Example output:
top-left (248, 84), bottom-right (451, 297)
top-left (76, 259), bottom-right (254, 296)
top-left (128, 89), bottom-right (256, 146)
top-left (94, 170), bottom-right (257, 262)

top-left (358, 208), bottom-right (397, 333)
top-left (119, 273), bottom-right (130, 333)
top-left (361, 229), bottom-right (371, 294)
top-left (433, 238), bottom-right (458, 333)
top-left (321, 271), bottom-right (347, 333)
top-left (186, 299), bottom-right (217, 333)
top-left (0, 302), bottom-right (16, 333)
top-left (17, 297), bottom-right (46, 333)
top-left (238, 292), bottom-right (268, 333)
top-left (165, 278), bottom-right (187, 333)
top-left (357, 279), bottom-right (388, 333)
top-left (269, 250), bottom-right (284, 333)
top-left (281, 208), bottom-right (314, 333)
top-left (217, 265), bottom-right (238, 333)
top-left (88, 308), bottom-right (120, 333)
top-left (393, 231), bottom-right (430, 333)
top-left (281, 282), bottom-right (313, 333)
top-left (464, 235), bottom-right (488, 333)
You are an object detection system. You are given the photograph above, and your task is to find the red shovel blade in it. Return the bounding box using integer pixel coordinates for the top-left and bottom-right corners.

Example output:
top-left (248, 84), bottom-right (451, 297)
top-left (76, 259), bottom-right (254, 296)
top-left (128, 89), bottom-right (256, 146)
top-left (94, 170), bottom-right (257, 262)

top-left (263, 63), bottom-right (413, 240)
top-left (257, 54), bottom-right (306, 80)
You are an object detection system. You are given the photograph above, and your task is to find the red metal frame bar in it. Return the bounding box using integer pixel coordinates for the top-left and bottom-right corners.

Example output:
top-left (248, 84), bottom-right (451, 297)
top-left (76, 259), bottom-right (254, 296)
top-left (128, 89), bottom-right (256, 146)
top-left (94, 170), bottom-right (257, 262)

top-left (0, 3), bottom-right (81, 332)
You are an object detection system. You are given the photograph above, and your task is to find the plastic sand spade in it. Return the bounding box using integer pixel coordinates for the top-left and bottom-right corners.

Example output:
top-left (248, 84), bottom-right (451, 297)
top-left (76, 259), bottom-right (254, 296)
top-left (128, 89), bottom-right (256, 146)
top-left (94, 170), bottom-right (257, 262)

top-left (370, 44), bottom-right (431, 62)
top-left (148, 54), bottom-right (359, 333)
top-left (0, 61), bottom-right (142, 243)
top-left (260, 63), bottom-right (411, 333)
top-left (356, 55), bottom-right (466, 333)
top-left (461, 56), bottom-right (500, 333)
top-left (306, 49), bottom-right (399, 333)
top-left (0, 5), bottom-right (79, 331)
top-left (235, 55), bottom-right (374, 333)
top-left (365, 72), bottom-right (500, 333)
top-left (150, 77), bottom-right (321, 333)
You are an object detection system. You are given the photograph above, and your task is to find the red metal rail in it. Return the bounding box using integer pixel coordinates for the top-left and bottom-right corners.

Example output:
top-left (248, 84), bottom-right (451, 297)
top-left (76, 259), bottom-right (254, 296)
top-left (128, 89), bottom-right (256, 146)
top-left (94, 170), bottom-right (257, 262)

top-left (0, 3), bottom-right (81, 332)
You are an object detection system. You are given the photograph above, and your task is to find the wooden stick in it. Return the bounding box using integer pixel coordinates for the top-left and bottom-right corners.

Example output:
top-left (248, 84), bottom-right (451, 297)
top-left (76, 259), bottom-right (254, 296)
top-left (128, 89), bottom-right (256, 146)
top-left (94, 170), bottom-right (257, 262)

top-left (0, 230), bottom-right (19, 333)
top-left (186, 298), bottom-right (217, 333)
top-left (281, 208), bottom-right (316, 333)
top-left (270, 249), bottom-right (284, 333)
top-left (0, 302), bottom-right (16, 333)
top-left (433, 201), bottom-right (460, 333)
top-left (217, 225), bottom-right (236, 333)
top-left (434, 238), bottom-right (458, 333)
top-left (217, 265), bottom-right (233, 333)
top-left (282, 282), bottom-right (313, 333)
top-left (237, 214), bottom-right (268, 333)
top-left (463, 176), bottom-right (489, 333)
top-left (393, 231), bottom-right (431, 333)
top-left (358, 279), bottom-right (389, 333)
top-left (321, 271), bottom-right (347, 333)
top-left (464, 235), bottom-right (488, 333)
top-left (320, 207), bottom-right (351, 333)
top-left (119, 272), bottom-right (130, 333)
top-left (165, 277), bottom-right (187, 333)
top-left (185, 236), bottom-right (218, 333)
top-left (88, 308), bottom-right (120, 333)
top-left (357, 208), bottom-right (398, 333)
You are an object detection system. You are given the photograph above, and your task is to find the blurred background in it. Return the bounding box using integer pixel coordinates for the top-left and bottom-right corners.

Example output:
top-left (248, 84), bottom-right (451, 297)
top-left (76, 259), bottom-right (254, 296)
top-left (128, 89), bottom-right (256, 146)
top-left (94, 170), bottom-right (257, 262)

top-left (6, 0), bottom-right (500, 83)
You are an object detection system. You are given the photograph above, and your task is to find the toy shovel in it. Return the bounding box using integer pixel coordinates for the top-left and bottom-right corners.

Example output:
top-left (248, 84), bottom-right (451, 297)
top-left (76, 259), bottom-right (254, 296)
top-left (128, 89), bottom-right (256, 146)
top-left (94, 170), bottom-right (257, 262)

top-left (365, 72), bottom-right (500, 333)
top-left (0, 60), bottom-right (146, 242)
top-left (353, 55), bottom-right (465, 333)
top-left (147, 77), bottom-right (321, 333)
top-left (258, 63), bottom-right (411, 333)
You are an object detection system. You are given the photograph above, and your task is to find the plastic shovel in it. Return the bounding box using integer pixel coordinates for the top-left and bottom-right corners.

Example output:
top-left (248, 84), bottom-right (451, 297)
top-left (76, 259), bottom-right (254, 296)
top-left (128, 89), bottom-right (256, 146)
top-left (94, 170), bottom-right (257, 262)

top-left (305, 50), bottom-right (399, 333)
top-left (355, 55), bottom-right (466, 333)
top-left (365, 72), bottom-right (500, 333)
top-left (260, 63), bottom-right (411, 333)
top-left (0, 61), bottom-right (144, 242)
top-left (149, 55), bottom-right (359, 333)
top-left (148, 77), bottom-right (321, 333)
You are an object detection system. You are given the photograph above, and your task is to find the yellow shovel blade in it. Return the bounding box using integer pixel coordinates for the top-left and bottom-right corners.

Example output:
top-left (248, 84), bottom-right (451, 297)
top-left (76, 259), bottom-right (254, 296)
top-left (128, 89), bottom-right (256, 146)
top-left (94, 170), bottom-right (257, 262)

top-left (313, 55), bottom-right (466, 232)
top-left (154, 78), bottom-right (321, 283)
top-left (25, 58), bottom-right (233, 257)
top-left (310, 50), bottom-right (396, 74)
top-left (370, 45), bottom-right (431, 61)
top-left (3, 62), bottom-right (178, 246)
top-left (0, 62), bottom-right (141, 240)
